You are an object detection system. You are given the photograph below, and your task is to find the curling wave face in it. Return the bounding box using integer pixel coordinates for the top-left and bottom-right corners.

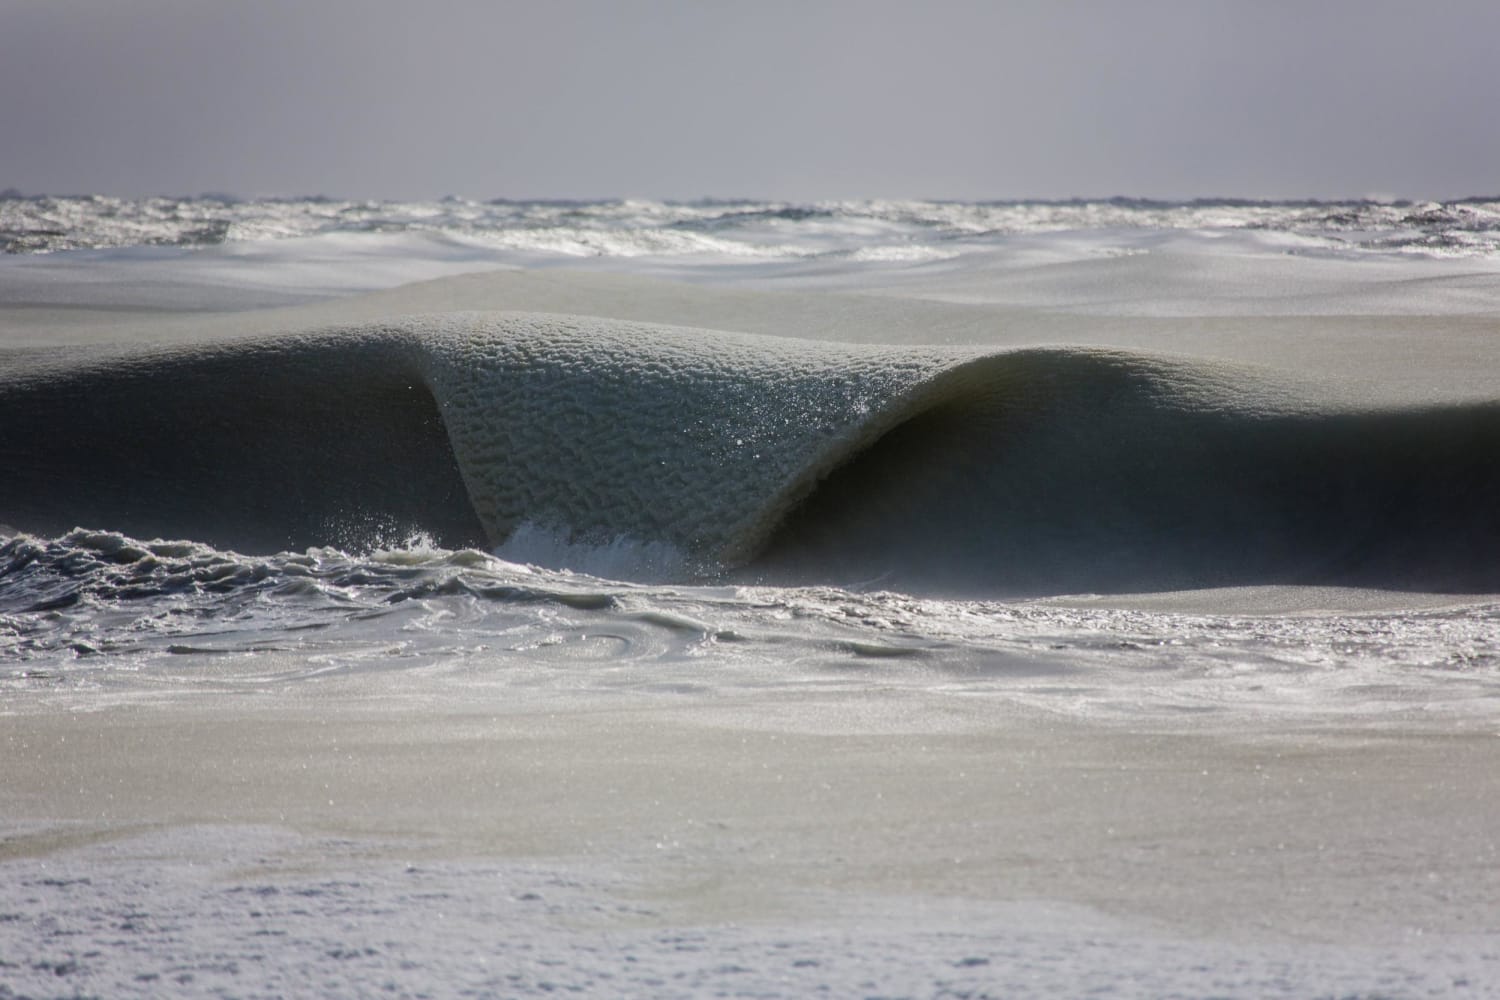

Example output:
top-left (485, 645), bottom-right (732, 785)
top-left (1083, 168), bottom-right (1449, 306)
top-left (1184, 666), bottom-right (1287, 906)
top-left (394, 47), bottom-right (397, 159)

top-left (3, 311), bottom-right (1497, 597)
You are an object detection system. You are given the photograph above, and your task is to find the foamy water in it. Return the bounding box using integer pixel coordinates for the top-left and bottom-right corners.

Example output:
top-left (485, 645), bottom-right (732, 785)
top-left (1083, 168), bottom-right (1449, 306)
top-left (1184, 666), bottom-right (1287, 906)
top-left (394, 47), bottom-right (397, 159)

top-left (7, 192), bottom-right (1500, 258)
top-left (4, 529), bottom-right (1497, 724)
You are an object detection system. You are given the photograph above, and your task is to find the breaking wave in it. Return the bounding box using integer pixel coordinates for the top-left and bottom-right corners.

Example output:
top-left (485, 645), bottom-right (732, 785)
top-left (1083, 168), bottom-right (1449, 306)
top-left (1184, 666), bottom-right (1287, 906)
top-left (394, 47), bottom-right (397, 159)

top-left (3, 312), bottom-right (1498, 596)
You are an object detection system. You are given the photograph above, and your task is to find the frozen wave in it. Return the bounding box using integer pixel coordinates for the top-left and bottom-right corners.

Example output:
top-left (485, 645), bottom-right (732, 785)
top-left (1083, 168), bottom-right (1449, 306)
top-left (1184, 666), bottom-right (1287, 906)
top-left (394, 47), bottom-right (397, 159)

top-left (5, 312), bottom-right (1499, 596)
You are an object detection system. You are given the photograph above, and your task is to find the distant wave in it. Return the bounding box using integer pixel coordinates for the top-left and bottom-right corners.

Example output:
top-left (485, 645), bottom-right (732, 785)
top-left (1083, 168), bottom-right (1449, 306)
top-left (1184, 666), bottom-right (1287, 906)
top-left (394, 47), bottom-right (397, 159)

top-left (3, 312), bottom-right (1497, 595)
top-left (5, 194), bottom-right (1500, 259)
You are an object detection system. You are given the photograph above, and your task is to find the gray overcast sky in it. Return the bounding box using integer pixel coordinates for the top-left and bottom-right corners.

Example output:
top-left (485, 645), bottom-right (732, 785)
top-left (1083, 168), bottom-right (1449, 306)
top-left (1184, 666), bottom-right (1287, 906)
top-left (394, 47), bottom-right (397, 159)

top-left (3, 0), bottom-right (1497, 202)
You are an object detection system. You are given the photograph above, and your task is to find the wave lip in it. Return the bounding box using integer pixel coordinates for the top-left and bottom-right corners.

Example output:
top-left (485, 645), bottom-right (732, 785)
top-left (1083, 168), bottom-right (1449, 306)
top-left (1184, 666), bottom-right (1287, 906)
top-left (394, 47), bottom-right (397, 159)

top-left (3, 311), bottom-right (1498, 596)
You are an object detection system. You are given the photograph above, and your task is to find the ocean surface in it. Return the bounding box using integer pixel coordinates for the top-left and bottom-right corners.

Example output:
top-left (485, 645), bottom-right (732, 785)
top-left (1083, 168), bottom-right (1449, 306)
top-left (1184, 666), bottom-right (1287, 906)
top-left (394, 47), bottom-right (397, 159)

top-left (3, 195), bottom-right (1500, 997)
top-left (3, 193), bottom-right (1498, 722)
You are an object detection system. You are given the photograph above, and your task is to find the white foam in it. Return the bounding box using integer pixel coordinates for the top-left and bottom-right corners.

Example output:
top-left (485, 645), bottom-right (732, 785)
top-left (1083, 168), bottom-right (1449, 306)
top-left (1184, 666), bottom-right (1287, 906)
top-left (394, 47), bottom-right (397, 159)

top-left (4, 823), bottom-right (1491, 1000)
top-left (494, 520), bottom-right (696, 582)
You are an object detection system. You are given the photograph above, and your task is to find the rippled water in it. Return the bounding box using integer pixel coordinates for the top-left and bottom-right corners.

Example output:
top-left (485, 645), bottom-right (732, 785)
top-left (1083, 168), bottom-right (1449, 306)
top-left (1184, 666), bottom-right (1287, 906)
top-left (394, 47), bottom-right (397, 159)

top-left (5, 530), bottom-right (1497, 723)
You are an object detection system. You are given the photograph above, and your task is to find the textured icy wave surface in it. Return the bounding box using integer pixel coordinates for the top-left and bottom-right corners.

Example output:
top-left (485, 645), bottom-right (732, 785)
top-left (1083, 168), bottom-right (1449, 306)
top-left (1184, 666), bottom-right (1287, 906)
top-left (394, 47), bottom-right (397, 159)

top-left (414, 312), bottom-right (970, 564)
